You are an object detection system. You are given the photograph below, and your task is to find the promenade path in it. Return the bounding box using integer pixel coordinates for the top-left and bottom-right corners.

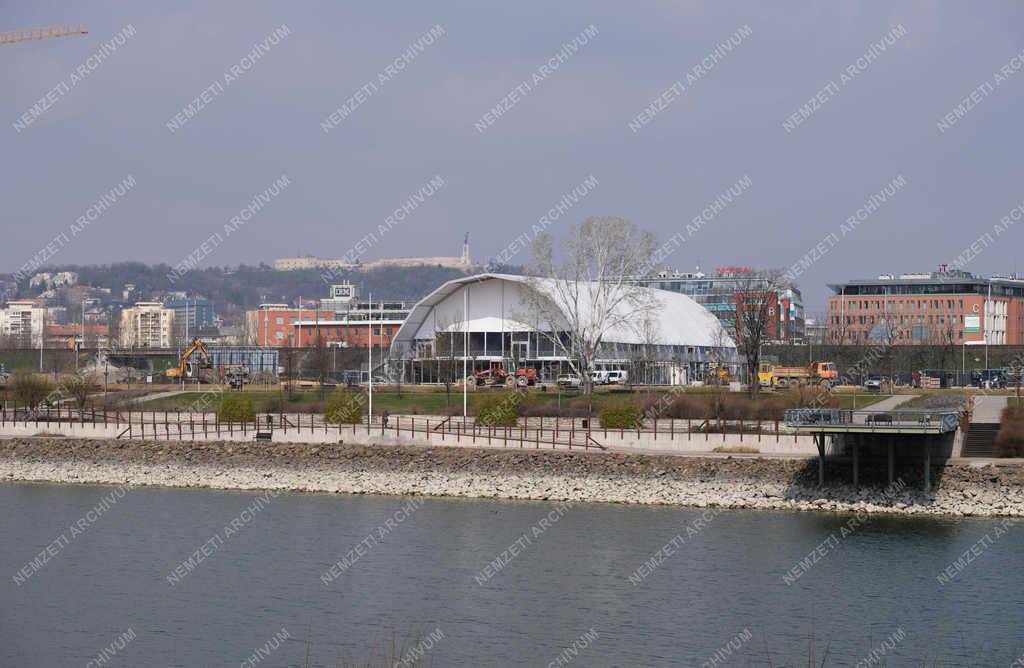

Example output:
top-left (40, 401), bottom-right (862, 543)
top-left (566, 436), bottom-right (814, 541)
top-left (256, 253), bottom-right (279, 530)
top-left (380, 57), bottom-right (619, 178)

top-left (972, 395), bottom-right (1009, 423)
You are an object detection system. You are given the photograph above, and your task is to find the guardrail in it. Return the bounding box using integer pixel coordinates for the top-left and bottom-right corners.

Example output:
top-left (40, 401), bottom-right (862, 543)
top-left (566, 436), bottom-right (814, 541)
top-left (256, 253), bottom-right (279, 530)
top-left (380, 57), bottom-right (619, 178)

top-left (0, 402), bottom-right (832, 450)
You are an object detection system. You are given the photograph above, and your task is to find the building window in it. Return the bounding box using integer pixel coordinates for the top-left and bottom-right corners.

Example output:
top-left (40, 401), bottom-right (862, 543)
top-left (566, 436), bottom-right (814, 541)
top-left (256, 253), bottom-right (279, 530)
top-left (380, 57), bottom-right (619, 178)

top-left (386, 327), bottom-right (393, 336)
top-left (275, 331), bottom-right (284, 340)
top-left (275, 317), bottom-right (284, 325)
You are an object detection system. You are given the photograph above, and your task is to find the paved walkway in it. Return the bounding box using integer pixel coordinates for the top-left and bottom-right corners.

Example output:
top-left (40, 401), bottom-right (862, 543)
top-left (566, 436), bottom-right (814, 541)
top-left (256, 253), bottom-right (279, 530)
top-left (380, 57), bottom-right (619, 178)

top-left (972, 396), bottom-right (1009, 423)
top-left (127, 390), bottom-right (198, 405)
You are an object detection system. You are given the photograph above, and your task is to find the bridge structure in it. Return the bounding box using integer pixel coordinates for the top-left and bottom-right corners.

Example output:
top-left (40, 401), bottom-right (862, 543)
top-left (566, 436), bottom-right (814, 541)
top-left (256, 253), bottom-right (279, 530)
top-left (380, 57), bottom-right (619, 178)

top-left (783, 408), bottom-right (963, 490)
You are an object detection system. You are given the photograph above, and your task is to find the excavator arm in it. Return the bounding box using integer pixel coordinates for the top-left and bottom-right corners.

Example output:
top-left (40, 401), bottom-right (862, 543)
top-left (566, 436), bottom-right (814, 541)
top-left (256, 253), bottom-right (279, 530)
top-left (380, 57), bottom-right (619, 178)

top-left (166, 338), bottom-right (209, 379)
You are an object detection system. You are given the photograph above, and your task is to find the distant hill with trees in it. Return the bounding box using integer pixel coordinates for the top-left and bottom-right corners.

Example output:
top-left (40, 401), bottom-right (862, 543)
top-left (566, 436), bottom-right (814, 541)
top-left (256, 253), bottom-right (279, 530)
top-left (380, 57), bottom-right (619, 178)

top-left (2, 262), bottom-right (524, 319)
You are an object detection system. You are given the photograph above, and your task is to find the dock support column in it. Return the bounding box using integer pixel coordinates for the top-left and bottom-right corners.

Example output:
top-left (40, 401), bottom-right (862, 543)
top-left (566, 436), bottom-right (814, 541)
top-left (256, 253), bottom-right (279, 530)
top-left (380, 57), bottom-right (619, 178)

top-left (923, 437), bottom-right (931, 491)
top-left (816, 433), bottom-right (825, 487)
top-left (887, 435), bottom-right (895, 486)
top-left (852, 436), bottom-right (859, 487)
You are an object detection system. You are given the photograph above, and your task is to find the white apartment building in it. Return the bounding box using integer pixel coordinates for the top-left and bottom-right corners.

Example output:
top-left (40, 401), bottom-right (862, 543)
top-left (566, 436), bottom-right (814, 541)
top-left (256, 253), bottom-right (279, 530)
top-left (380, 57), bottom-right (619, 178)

top-left (0, 300), bottom-right (46, 347)
top-left (119, 302), bottom-right (175, 348)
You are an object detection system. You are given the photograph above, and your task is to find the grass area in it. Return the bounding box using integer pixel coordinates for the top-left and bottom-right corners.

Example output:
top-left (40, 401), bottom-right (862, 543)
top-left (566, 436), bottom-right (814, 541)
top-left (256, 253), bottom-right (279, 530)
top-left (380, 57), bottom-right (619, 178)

top-left (833, 393), bottom-right (887, 410)
top-left (134, 386), bottom-right (890, 415)
top-left (897, 393), bottom-right (969, 411)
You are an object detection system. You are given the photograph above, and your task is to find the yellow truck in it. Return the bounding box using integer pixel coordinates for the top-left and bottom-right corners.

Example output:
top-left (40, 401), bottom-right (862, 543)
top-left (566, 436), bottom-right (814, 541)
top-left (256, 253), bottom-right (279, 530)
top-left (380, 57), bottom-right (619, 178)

top-left (758, 361), bottom-right (838, 389)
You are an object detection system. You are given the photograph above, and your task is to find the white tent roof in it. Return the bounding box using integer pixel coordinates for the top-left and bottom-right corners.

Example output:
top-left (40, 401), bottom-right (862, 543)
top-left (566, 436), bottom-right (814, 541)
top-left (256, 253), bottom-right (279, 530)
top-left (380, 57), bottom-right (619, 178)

top-left (392, 273), bottom-right (735, 349)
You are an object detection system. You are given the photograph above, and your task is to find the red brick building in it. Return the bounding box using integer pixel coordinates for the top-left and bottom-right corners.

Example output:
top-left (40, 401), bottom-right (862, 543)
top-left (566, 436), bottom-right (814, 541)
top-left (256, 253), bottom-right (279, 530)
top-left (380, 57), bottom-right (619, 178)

top-left (248, 302), bottom-right (408, 348)
top-left (827, 270), bottom-right (1024, 345)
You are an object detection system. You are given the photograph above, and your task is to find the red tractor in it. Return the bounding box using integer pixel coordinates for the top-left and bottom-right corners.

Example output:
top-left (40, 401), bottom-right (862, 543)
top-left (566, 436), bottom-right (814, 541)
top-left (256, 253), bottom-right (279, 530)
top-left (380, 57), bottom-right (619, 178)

top-left (470, 366), bottom-right (539, 387)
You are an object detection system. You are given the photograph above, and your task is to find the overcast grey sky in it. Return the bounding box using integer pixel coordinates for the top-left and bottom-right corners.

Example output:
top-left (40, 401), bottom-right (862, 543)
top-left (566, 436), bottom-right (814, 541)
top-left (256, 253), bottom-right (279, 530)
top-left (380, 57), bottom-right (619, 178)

top-left (3, 1), bottom-right (1024, 311)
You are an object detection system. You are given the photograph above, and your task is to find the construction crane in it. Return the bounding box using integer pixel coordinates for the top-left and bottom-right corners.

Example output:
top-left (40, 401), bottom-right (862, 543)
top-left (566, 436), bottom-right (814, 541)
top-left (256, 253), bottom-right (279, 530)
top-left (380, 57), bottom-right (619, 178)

top-left (166, 338), bottom-right (211, 381)
top-left (1, 23), bottom-right (88, 46)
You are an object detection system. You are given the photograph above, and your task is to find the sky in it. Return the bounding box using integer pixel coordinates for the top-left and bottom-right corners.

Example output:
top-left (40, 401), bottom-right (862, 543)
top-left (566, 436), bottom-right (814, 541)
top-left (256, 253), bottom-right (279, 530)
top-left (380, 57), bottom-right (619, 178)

top-left (3, 1), bottom-right (1024, 312)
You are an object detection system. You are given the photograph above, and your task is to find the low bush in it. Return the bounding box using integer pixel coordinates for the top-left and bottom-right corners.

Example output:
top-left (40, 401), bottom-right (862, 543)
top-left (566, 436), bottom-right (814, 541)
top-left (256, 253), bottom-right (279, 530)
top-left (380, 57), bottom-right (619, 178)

top-left (599, 402), bottom-right (643, 429)
top-left (217, 393), bottom-right (256, 422)
top-left (637, 387), bottom-right (840, 423)
top-left (521, 399), bottom-right (591, 418)
top-left (780, 386), bottom-right (839, 412)
top-left (995, 405), bottom-right (1024, 457)
top-left (638, 394), bottom-right (704, 419)
top-left (294, 400), bottom-right (327, 414)
top-left (325, 390), bottom-right (366, 424)
top-left (474, 394), bottom-right (521, 427)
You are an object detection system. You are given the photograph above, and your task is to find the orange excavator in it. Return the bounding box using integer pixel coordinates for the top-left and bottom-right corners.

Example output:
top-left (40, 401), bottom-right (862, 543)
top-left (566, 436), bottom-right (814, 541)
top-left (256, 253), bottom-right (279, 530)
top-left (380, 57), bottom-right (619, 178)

top-left (165, 338), bottom-right (212, 381)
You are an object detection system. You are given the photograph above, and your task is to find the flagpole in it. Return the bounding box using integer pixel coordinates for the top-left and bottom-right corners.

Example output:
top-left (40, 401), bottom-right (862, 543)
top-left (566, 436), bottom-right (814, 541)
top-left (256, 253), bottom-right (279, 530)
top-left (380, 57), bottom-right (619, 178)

top-left (368, 292), bottom-right (373, 422)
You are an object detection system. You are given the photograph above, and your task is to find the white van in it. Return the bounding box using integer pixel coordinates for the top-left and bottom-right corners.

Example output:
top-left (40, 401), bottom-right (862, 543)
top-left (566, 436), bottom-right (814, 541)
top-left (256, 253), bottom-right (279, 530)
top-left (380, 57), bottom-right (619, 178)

top-left (591, 370), bottom-right (611, 385)
top-left (606, 370), bottom-right (628, 384)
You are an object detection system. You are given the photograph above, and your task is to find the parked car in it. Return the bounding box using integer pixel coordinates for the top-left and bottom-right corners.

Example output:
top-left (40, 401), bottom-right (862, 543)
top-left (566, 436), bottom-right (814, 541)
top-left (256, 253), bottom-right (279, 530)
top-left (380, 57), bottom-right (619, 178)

top-left (591, 370), bottom-right (611, 385)
top-left (863, 374), bottom-right (883, 391)
top-left (972, 369), bottom-right (1006, 389)
top-left (557, 373), bottom-right (582, 388)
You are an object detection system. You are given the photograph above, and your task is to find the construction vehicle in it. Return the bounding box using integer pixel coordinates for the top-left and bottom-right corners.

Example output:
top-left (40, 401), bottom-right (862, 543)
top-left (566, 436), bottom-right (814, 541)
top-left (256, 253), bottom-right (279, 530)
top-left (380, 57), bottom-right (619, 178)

top-left (470, 365), bottom-right (539, 388)
top-left (165, 338), bottom-right (213, 382)
top-left (223, 365), bottom-right (250, 390)
top-left (759, 361), bottom-right (837, 388)
top-left (705, 363), bottom-right (731, 385)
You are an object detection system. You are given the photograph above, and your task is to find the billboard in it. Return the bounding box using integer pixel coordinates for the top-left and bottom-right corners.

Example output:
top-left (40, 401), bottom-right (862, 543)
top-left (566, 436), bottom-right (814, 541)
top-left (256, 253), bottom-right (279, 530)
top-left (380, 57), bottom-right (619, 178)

top-left (965, 315), bottom-right (980, 334)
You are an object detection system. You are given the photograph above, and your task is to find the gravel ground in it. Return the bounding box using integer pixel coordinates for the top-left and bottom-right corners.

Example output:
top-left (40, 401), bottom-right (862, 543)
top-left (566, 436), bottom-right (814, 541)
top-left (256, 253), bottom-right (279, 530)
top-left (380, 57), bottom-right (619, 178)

top-left (1, 438), bottom-right (1023, 517)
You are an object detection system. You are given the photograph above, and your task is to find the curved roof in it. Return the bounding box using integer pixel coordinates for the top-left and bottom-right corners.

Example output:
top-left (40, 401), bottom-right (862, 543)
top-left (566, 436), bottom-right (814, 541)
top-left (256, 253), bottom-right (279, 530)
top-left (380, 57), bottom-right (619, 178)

top-left (392, 273), bottom-right (735, 349)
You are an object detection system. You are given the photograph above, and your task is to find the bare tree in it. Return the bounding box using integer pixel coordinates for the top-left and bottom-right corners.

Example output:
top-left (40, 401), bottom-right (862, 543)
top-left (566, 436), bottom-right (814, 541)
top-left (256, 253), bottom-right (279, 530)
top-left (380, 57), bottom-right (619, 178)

top-left (870, 311), bottom-right (900, 393)
top-left (433, 314), bottom-right (462, 407)
top-left (61, 371), bottom-right (100, 409)
top-left (629, 312), bottom-right (661, 387)
top-left (525, 216), bottom-right (658, 396)
top-left (312, 332), bottom-right (330, 399)
top-left (281, 347), bottom-right (296, 401)
top-left (734, 269), bottom-right (785, 397)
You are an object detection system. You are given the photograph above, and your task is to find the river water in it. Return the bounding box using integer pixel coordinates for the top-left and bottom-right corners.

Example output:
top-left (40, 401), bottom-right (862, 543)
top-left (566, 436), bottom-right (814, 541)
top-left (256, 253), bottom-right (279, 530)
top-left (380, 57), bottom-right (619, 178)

top-left (1, 483), bottom-right (1021, 666)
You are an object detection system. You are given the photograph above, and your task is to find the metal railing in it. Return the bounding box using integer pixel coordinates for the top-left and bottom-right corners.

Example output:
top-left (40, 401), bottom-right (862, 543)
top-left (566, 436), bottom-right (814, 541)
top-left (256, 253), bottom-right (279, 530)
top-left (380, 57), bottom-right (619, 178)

top-left (784, 408), bottom-right (961, 432)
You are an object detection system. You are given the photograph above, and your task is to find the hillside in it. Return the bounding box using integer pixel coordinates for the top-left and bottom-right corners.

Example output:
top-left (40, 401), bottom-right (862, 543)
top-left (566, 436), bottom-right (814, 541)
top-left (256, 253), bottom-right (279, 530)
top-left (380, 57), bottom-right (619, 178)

top-left (3, 262), bottom-right (524, 318)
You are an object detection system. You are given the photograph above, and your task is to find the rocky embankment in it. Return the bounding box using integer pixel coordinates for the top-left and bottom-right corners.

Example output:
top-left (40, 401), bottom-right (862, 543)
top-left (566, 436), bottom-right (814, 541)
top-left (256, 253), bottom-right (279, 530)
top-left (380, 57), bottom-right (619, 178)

top-left (1, 438), bottom-right (1022, 517)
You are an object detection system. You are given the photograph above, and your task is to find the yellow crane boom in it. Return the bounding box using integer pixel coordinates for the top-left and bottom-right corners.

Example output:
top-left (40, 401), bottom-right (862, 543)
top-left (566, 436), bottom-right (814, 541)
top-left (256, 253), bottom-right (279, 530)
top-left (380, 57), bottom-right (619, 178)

top-left (1, 23), bottom-right (88, 46)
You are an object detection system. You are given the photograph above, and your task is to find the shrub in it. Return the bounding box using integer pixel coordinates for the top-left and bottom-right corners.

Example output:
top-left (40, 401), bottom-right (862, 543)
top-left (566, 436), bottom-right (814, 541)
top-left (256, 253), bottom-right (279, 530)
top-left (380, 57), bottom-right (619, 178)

top-left (325, 390), bottom-right (365, 424)
top-left (295, 400), bottom-right (326, 414)
top-left (599, 402), bottom-right (643, 429)
top-left (638, 393), bottom-right (706, 419)
top-left (474, 394), bottom-right (521, 427)
top-left (262, 395), bottom-right (287, 415)
top-left (995, 405), bottom-right (1024, 457)
top-left (217, 393), bottom-right (255, 422)
top-left (9, 369), bottom-right (54, 410)
top-left (522, 399), bottom-right (591, 418)
top-left (781, 385), bottom-right (839, 411)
